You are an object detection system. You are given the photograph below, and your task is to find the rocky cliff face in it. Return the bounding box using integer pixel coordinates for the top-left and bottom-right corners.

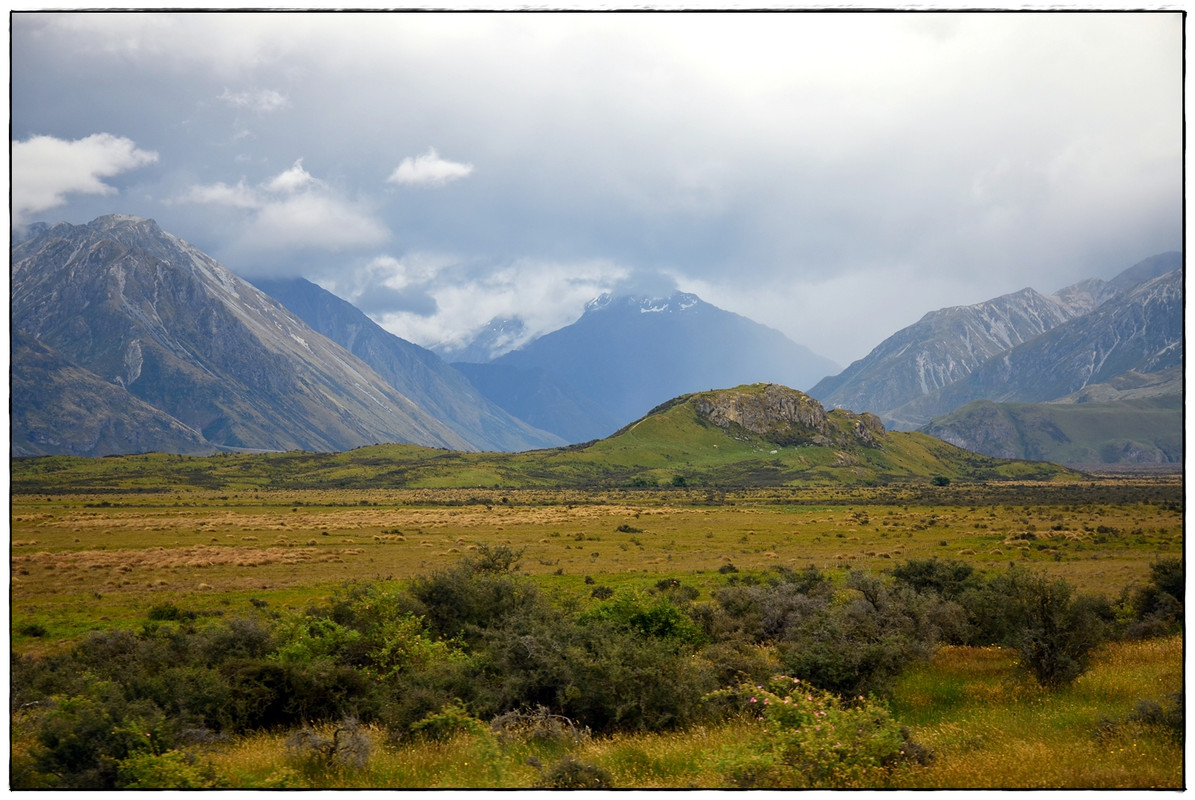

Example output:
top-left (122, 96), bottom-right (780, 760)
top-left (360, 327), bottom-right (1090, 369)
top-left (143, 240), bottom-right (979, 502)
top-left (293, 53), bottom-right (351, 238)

top-left (690, 383), bottom-right (886, 449)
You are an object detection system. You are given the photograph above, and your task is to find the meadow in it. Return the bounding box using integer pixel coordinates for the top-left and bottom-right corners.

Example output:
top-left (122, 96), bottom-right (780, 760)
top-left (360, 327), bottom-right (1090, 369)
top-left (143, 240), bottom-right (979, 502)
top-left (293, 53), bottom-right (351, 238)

top-left (10, 475), bottom-right (1184, 788)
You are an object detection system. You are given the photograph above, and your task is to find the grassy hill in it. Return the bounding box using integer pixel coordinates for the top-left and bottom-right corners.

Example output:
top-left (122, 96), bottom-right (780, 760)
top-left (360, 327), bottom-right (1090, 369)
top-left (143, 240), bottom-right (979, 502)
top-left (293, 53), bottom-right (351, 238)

top-left (12, 384), bottom-right (1078, 493)
top-left (923, 395), bottom-right (1182, 466)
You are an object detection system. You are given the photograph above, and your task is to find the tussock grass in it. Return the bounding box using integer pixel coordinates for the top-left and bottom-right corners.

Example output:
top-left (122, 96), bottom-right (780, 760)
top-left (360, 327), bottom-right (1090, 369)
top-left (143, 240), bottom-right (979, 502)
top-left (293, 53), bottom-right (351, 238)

top-left (889, 636), bottom-right (1183, 789)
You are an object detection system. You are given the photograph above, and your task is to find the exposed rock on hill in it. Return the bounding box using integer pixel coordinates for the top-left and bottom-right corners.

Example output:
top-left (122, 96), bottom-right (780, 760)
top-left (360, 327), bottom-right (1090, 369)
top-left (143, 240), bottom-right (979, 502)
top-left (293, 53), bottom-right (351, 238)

top-left (688, 383), bottom-right (886, 449)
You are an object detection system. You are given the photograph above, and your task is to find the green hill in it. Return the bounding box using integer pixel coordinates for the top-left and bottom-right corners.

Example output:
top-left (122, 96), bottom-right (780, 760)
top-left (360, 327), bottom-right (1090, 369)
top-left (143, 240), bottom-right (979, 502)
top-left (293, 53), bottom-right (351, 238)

top-left (12, 384), bottom-right (1078, 493)
top-left (922, 394), bottom-right (1182, 466)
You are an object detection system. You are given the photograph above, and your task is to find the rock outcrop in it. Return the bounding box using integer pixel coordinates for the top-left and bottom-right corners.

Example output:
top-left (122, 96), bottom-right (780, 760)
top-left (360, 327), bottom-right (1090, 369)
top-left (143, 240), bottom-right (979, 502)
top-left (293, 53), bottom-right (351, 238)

top-left (690, 383), bottom-right (886, 449)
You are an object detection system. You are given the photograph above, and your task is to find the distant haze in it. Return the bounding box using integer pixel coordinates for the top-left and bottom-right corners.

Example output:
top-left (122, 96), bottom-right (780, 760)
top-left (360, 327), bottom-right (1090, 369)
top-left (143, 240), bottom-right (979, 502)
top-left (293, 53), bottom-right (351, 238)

top-left (11, 11), bottom-right (1181, 365)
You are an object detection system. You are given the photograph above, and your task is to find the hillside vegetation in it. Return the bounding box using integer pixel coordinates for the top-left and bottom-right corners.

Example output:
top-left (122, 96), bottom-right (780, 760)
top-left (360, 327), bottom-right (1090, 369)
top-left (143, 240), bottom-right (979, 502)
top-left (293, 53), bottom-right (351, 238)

top-left (12, 384), bottom-right (1077, 493)
top-left (924, 395), bottom-right (1182, 465)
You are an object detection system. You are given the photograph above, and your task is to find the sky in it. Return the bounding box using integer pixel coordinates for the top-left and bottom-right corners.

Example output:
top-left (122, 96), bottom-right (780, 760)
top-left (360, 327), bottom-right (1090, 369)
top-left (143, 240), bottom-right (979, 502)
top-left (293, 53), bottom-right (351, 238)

top-left (10, 10), bottom-right (1183, 367)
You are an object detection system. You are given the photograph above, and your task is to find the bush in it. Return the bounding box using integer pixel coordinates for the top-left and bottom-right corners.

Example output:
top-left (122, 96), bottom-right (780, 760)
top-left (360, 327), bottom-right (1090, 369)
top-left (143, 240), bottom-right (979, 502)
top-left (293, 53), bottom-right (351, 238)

top-left (286, 717), bottom-right (373, 772)
top-left (410, 699), bottom-right (487, 741)
top-left (777, 572), bottom-right (947, 697)
top-left (116, 749), bottom-right (215, 789)
top-left (888, 558), bottom-right (977, 601)
top-left (710, 675), bottom-right (923, 788)
top-left (29, 687), bottom-right (177, 789)
top-left (987, 566), bottom-right (1107, 687)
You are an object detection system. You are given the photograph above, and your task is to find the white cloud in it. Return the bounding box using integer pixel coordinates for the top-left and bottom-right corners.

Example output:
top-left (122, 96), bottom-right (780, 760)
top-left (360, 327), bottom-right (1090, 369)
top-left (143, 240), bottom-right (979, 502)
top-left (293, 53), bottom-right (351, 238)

top-left (175, 160), bottom-right (387, 254)
top-left (218, 87), bottom-right (289, 113)
top-left (248, 193), bottom-right (389, 251)
top-left (12, 133), bottom-right (158, 226)
top-left (356, 255), bottom-right (628, 356)
top-left (263, 158), bottom-right (318, 194)
top-left (387, 148), bottom-right (474, 188)
top-left (176, 178), bottom-right (260, 209)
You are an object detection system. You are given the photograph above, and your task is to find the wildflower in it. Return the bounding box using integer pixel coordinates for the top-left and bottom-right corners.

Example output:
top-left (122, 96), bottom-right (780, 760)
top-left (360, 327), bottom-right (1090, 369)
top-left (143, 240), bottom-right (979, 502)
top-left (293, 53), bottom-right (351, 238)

top-left (749, 697), bottom-right (757, 703)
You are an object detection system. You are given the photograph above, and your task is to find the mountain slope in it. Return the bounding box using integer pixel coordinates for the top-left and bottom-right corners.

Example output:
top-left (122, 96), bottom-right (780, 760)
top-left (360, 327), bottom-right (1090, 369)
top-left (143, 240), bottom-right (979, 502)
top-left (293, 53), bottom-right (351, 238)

top-left (466, 292), bottom-right (839, 442)
top-left (922, 395), bottom-right (1182, 466)
top-left (809, 252), bottom-right (1182, 430)
top-left (809, 286), bottom-right (1090, 421)
top-left (250, 277), bottom-right (564, 452)
top-left (451, 361), bottom-right (623, 444)
top-left (11, 215), bottom-right (475, 454)
top-left (894, 268), bottom-right (1182, 427)
top-left (12, 328), bottom-right (211, 456)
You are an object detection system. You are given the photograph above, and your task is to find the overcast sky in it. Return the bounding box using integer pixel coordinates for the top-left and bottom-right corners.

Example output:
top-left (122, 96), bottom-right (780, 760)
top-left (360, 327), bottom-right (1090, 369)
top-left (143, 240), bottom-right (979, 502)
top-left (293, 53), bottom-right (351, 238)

top-left (11, 10), bottom-right (1182, 366)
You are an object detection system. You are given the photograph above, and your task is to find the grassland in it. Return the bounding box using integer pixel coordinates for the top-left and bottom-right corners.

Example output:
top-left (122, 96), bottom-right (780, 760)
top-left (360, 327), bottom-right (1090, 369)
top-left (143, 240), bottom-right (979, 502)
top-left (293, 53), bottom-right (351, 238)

top-left (10, 434), bottom-right (1183, 789)
top-left (11, 477), bottom-right (1182, 648)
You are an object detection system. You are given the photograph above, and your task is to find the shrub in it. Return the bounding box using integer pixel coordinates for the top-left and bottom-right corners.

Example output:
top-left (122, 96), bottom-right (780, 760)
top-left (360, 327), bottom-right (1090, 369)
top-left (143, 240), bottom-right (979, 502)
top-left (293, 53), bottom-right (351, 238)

top-left (410, 699), bottom-right (488, 741)
top-left (777, 572), bottom-right (946, 697)
top-left (888, 558), bottom-right (977, 601)
top-left (581, 589), bottom-right (705, 644)
top-left (489, 705), bottom-right (590, 747)
top-left (986, 566), bottom-right (1107, 687)
top-left (286, 717), bottom-right (373, 772)
top-left (116, 749), bottom-right (215, 789)
top-left (710, 675), bottom-right (922, 788)
top-left (29, 687), bottom-right (177, 789)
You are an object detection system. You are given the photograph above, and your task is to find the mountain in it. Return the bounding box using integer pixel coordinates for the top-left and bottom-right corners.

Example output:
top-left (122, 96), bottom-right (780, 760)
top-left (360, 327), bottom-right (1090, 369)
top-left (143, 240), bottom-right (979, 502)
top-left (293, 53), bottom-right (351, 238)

top-left (458, 292), bottom-right (840, 443)
top-left (13, 383), bottom-right (1078, 492)
top-left (11, 214), bottom-right (491, 455)
top-left (809, 286), bottom-right (1094, 425)
top-left (432, 316), bottom-right (529, 363)
top-left (249, 277), bottom-right (564, 451)
top-left (452, 361), bottom-right (623, 444)
top-left (810, 252), bottom-right (1182, 430)
top-left (896, 268), bottom-right (1182, 427)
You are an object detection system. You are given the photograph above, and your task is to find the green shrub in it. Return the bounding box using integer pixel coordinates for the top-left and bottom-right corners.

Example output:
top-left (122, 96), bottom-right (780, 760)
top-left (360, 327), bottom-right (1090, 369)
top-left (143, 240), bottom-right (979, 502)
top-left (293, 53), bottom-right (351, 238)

top-left (986, 566), bottom-right (1107, 687)
top-left (29, 687), bottom-right (177, 789)
top-left (581, 589), bottom-right (705, 644)
top-left (116, 749), bottom-right (215, 789)
top-left (410, 699), bottom-right (487, 741)
top-left (711, 676), bottom-right (921, 788)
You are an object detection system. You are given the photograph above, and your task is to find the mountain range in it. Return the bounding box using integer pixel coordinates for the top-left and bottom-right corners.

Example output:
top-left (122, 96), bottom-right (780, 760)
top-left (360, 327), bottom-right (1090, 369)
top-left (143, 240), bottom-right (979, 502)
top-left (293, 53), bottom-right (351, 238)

top-left (10, 213), bottom-right (1181, 468)
top-left (11, 216), bottom-right (557, 456)
top-left (11, 382), bottom-right (1077, 492)
top-left (808, 252), bottom-right (1182, 465)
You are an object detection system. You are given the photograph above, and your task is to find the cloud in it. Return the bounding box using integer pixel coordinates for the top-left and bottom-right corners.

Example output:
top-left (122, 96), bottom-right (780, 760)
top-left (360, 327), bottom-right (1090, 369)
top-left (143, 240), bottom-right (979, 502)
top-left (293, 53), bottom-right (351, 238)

top-left (387, 148), bottom-right (474, 188)
top-left (336, 254), bottom-right (629, 357)
top-left (175, 160), bottom-right (387, 256)
top-left (12, 133), bottom-right (158, 226)
top-left (263, 158), bottom-right (318, 194)
top-left (177, 178), bottom-right (260, 209)
top-left (218, 87), bottom-right (289, 113)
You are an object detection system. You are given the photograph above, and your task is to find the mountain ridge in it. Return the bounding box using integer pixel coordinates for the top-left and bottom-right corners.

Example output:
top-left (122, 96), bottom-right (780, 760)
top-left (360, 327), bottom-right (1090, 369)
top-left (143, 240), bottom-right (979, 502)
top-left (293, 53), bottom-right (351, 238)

top-left (11, 215), bottom-right (503, 454)
top-left (249, 277), bottom-right (565, 451)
